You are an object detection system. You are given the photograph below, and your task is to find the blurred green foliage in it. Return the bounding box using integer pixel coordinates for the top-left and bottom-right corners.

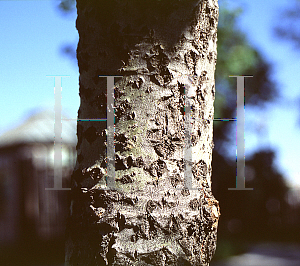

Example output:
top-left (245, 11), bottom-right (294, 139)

top-left (211, 3), bottom-right (300, 263)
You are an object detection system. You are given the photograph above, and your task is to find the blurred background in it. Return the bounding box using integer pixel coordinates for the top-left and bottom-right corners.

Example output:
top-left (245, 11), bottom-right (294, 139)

top-left (0, 0), bottom-right (300, 265)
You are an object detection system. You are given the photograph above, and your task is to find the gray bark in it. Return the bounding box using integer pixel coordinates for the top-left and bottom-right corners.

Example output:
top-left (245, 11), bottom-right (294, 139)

top-left (65, 0), bottom-right (220, 265)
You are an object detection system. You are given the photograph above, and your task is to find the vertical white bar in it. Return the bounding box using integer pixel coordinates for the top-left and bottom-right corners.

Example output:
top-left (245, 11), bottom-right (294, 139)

top-left (228, 76), bottom-right (253, 191)
top-left (54, 76), bottom-right (63, 189)
top-left (236, 77), bottom-right (245, 188)
top-left (106, 76), bottom-right (116, 189)
top-left (184, 82), bottom-right (193, 189)
top-left (46, 76), bottom-right (70, 190)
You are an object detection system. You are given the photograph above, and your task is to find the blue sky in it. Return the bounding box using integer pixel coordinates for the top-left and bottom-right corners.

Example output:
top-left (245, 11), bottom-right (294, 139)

top-left (229, 0), bottom-right (300, 188)
top-left (0, 0), bottom-right (79, 133)
top-left (0, 0), bottom-right (300, 187)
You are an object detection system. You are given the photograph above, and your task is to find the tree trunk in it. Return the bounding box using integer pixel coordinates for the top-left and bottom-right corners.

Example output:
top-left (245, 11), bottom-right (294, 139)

top-left (65, 0), bottom-right (220, 265)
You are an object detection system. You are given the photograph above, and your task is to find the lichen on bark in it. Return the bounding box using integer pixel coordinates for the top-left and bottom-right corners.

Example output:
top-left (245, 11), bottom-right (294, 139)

top-left (66, 0), bottom-right (220, 265)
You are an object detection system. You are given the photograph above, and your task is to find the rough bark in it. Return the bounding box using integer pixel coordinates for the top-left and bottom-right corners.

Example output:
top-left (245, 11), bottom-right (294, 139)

top-left (65, 0), bottom-right (220, 265)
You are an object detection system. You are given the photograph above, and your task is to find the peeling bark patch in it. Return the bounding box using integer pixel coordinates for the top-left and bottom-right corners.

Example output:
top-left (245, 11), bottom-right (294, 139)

top-left (116, 173), bottom-right (134, 184)
top-left (140, 247), bottom-right (178, 265)
top-left (170, 174), bottom-right (181, 188)
top-left (144, 159), bottom-right (168, 179)
top-left (93, 193), bottom-right (110, 209)
top-left (189, 198), bottom-right (201, 210)
top-left (120, 196), bottom-right (136, 206)
top-left (116, 212), bottom-right (126, 231)
top-left (114, 86), bottom-right (125, 99)
top-left (114, 99), bottom-right (131, 124)
top-left (127, 77), bottom-right (144, 89)
top-left (185, 50), bottom-right (198, 74)
top-left (200, 70), bottom-right (208, 81)
top-left (153, 138), bottom-right (176, 159)
top-left (170, 214), bottom-right (183, 234)
top-left (205, 6), bottom-right (210, 14)
top-left (198, 129), bottom-right (201, 137)
top-left (209, 17), bottom-right (215, 27)
top-left (147, 214), bottom-right (161, 238)
top-left (127, 156), bottom-right (133, 168)
top-left (181, 188), bottom-right (190, 197)
top-left (115, 133), bottom-right (132, 154)
top-left (146, 200), bottom-right (160, 213)
top-left (178, 238), bottom-right (192, 257)
top-left (88, 167), bottom-right (103, 181)
top-left (207, 51), bottom-right (216, 64)
top-left (115, 154), bottom-right (128, 170)
top-left (146, 45), bottom-right (172, 86)
top-left (115, 133), bottom-right (127, 143)
top-left (178, 82), bottom-right (185, 96)
top-left (176, 159), bottom-right (185, 172)
top-left (135, 156), bottom-right (144, 167)
top-left (192, 159), bottom-right (208, 181)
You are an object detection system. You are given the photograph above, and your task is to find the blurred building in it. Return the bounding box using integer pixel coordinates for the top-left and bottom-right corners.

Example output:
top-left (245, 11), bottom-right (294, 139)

top-left (0, 109), bottom-right (76, 248)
